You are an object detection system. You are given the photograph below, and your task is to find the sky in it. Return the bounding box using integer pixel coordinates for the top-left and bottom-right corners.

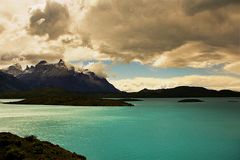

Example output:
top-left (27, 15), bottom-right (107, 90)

top-left (0, 0), bottom-right (239, 92)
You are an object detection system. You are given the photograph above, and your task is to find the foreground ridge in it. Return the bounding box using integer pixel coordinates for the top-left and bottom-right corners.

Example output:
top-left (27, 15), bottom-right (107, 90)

top-left (0, 132), bottom-right (86, 160)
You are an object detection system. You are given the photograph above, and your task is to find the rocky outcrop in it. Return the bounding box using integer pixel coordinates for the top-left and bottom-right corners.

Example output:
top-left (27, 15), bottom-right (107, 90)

top-left (0, 132), bottom-right (86, 160)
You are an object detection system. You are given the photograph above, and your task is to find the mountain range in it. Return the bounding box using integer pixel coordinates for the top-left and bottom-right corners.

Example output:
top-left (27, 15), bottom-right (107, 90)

top-left (0, 60), bottom-right (119, 93)
top-left (0, 60), bottom-right (240, 98)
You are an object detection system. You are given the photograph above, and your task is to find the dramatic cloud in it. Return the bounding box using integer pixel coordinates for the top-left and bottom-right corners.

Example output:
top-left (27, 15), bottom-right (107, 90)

top-left (0, 0), bottom-right (101, 68)
top-left (0, 30), bottom-right (65, 68)
top-left (28, 0), bottom-right (70, 40)
top-left (1, 0), bottom-right (239, 70)
top-left (111, 75), bottom-right (240, 92)
top-left (80, 0), bottom-right (240, 68)
top-left (152, 42), bottom-right (240, 68)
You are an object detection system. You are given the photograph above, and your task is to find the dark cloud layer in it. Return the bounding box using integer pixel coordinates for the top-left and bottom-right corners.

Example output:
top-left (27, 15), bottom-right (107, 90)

top-left (81, 0), bottom-right (240, 68)
top-left (28, 0), bottom-right (70, 40)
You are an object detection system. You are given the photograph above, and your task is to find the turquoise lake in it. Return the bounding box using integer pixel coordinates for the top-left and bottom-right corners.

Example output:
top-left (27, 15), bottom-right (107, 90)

top-left (0, 98), bottom-right (240, 160)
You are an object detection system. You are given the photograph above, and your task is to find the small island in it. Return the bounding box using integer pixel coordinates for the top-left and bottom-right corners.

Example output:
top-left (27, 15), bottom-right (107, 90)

top-left (178, 99), bottom-right (204, 103)
top-left (118, 98), bottom-right (143, 102)
top-left (7, 96), bottom-right (134, 107)
top-left (0, 132), bottom-right (86, 160)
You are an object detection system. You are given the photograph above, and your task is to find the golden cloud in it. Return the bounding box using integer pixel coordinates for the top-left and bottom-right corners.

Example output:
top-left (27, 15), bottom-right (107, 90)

top-left (111, 75), bottom-right (240, 92)
top-left (85, 62), bottom-right (108, 78)
top-left (224, 62), bottom-right (240, 75)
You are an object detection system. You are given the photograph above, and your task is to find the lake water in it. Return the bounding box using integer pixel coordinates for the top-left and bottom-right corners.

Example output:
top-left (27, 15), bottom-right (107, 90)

top-left (0, 98), bottom-right (240, 160)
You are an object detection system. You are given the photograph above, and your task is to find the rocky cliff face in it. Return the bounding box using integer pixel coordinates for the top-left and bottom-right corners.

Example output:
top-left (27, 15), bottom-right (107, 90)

top-left (1, 60), bottom-right (119, 93)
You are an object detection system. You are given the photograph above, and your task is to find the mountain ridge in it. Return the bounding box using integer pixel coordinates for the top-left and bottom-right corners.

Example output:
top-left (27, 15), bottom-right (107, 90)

top-left (0, 86), bottom-right (239, 99)
top-left (0, 59), bottom-right (119, 93)
top-left (133, 86), bottom-right (240, 97)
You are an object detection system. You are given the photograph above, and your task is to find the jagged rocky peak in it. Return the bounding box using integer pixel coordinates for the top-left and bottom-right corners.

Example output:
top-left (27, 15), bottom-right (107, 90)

top-left (3, 63), bottom-right (23, 77)
top-left (29, 59), bottom-right (75, 77)
top-left (9, 63), bottom-right (22, 71)
top-left (0, 59), bottom-right (120, 93)
top-left (58, 59), bottom-right (65, 66)
top-left (56, 59), bottom-right (75, 71)
top-left (24, 65), bottom-right (35, 73)
top-left (26, 65), bottom-right (30, 70)
top-left (25, 65), bottom-right (35, 70)
top-left (56, 59), bottom-right (67, 69)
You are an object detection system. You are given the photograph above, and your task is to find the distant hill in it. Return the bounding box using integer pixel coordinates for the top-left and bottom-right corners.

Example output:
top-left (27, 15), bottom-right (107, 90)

top-left (133, 86), bottom-right (240, 97)
top-left (0, 86), bottom-right (239, 99)
top-left (0, 59), bottom-right (119, 93)
top-left (90, 86), bottom-right (240, 98)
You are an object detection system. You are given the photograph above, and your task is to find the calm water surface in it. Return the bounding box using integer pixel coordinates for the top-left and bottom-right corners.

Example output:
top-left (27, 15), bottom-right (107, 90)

top-left (0, 98), bottom-right (240, 160)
